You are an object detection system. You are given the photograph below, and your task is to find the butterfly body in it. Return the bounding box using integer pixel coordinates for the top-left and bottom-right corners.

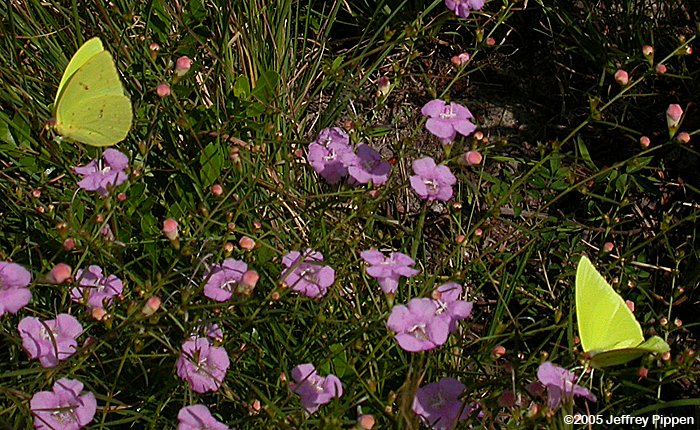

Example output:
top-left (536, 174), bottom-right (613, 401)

top-left (52, 38), bottom-right (132, 147)
top-left (575, 256), bottom-right (669, 368)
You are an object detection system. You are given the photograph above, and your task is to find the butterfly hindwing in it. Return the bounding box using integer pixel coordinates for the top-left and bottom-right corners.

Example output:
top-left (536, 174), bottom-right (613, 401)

top-left (575, 256), bottom-right (668, 368)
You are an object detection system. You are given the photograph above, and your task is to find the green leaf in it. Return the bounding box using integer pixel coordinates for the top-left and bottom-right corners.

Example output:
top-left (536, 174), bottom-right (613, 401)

top-left (252, 70), bottom-right (280, 102)
top-left (199, 142), bottom-right (224, 187)
top-left (233, 75), bottom-right (251, 99)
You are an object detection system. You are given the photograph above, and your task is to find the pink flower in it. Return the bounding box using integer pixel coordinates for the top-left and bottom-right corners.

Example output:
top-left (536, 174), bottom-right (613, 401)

top-left (30, 378), bottom-right (96, 430)
top-left (409, 157), bottom-right (457, 202)
top-left (360, 249), bottom-right (419, 294)
top-left (73, 149), bottom-right (129, 196)
top-left (0, 261), bottom-right (32, 317)
top-left (345, 144), bottom-right (392, 187)
top-left (281, 249), bottom-right (335, 298)
top-left (71, 265), bottom-right (123, 309)
top-left (387, 298), bottom-right (450, 352)
top-left (537, 362), bottom-right (596, 409)
top-left (290, 363), bottom-right (343, 413)
top-left (177, 404), bottom-right (229, 430)
top-left (307, 140), bottom-right (353, 184)
top-left (444, 0), bottom-right (485, 18)
top-left (412, 377), bottom-right (470, 430)
top-left (421, 100), bottom-right (476, 143)
top-left (203, 259), bottom-right (248, 302)
top-left (176, 337), bottom-right (230, 393)
top-left (18, 313), bottom-right (83, 368)
top-left (432, 283), bottom-right (473, 333)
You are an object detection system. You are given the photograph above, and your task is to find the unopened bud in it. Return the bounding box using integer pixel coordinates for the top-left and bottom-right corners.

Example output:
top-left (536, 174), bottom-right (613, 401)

top-left (175, 56), bottom-right (192, 77)
top-left (48, 263), bottom-right (72, 284)
top-left (465, 150), bottom-right (483, 166)
top-left (156, 83), bottom-right (171, 97)
top-left (142, 296), bottom-right (161, 316)
top-left (614, 69), bottom-right (629, 86)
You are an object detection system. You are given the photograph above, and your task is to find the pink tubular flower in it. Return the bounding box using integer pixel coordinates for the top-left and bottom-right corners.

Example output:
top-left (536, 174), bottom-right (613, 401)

top-left (18, 313), bottom-right (83, 368)
top-left (281, 249), bottom-right (335, 298)
top-left (71, 265), bottom-right (123, 309)
top-left (537, 362), bottom-right (596, 409)
top-left (0, 261), bottom-right (32, 317)
top-left (290, 363), bottom-right (343, 413)
top-left (360, 249), bottom-right (419, 294)
top-left (73, 148), bottom-right (129, 196)
top-left (203, 259), bottom-right (248, 302)
top-left (421, 99), bottom-right (476, 144)
top-left (387, 298), bottom-right (450, 352)
top-left (409, 157), bottom-right (457, 202)
top-left (445, 0), bottom-right (485, 19)
top-left (176, 337), bottom-right (230, 393)
top-left (30, 378), bottom-right (96, 430)
top-left (177, 404), bottom-right (229, 430)
top-left (413, 377), bottom-right (470, 430)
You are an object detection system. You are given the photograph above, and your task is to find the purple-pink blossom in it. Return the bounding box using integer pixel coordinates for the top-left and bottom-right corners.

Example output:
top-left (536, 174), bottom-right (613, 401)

top-left (346, 144), bottom-right (391, 187)
top-left (70, 265), bottom-right (123, 309)
top-left (176, 337), bottom-right (230, 393)
top-left (421, 99), bottom-right (476, 143)
top-left (387, 298), bottom-right (450, 352)
top-left (409, 157), bottom-right (457, 202)
top-left (73, 148), bottom-right (129, 196)
top-left (203, 259), bottom-right (248, 302)
top-left (18, 313), bottom-right (83, 368)
top-left (290, 363), bottom-right (343, 413)
top-left (432, 283), bottom-right (473, 333)
top-left (281, 249), bottom-right (335, 298)
top-left (30, 378), bottom-right (96, 430)
top-left (307, 127), bottom-right (353, 184)
top-left (0, 261), bottom-right (32, 317)
top-left (444, 0), bottom-right (485, 19)
top-left (412, 377), bottom-right (470, 430)
top-left (360, 249), bottom-right (419, 294)
top-left (177, 404), bottom-right (229, 430)
top-left (537, 362), bottom-right (596, 409)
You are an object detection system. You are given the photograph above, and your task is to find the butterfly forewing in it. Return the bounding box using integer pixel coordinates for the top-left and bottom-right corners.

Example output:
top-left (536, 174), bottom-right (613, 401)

top-left (54, 38), bottom-right (104, 107)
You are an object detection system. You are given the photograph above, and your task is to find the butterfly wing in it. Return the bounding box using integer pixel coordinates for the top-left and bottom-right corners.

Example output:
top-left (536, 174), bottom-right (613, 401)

top-left (588, 336), bottom-right (669, 368)
top-left (54, 38), bottom-right (104, 107)
top-left (575, 256), bottom-right (645, 354)
top-left (54, 50), bottom-right (132, 147)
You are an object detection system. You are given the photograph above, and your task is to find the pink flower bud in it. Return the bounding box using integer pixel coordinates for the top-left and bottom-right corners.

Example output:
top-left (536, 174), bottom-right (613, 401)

top-left (92, 307), bottom-right (107, 321)
top-left (642, 45), bottom-right (654, 56)
top-left (486, 37), bottom-right (496, 46)
top-left (175, 56), bottom-right (192, 77)
top-left (639, 135), bottom-right (651, 148)
top-left (358, 414), bottom-right (376, 430)
top-left (637, 367), bottom-right (649, 379)
top-left (655, 64), bottom-right (667, 74)
top-left (149, 42), bottom-right (160, 61)
top-left (603, 241), bottom-right (615, 253)
top-left (162, 218), bottom-right (179, 241)
top-left (48, 263), bottom-right (72, 284)
top-left (211, 184), bottom-right (224, 197)
top-left (614, 69), bottom-right (629, 86)
top-left (625, 299), bottom-right (635, 313)
top-left (239, 236), bottom-right (255, 251)
top-left (465, 150), bottom-right (483, 166)
top-left (241, 270), bottom-right (259, 289)
top-left (63, 238), bottom-right (76, 251)
top-left (451, 52), bottom-right (470, 66)
top-left (667, 104), bottom-right (683, 126)
top-left (117, 192), bottom-right (127, 202)
top-left (376, 76), bottom-right (390, 96)
top-left (156, 83), bottom-right (170, 97)
top-left (142, 296), bottom-right (161, 316)
top-left (676, 132), bottom-right (691, 144)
